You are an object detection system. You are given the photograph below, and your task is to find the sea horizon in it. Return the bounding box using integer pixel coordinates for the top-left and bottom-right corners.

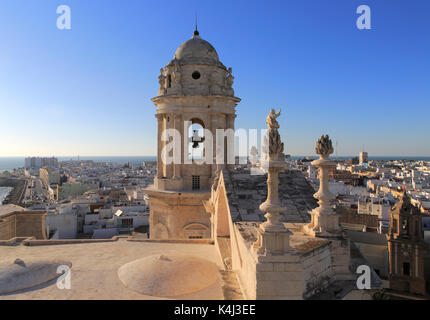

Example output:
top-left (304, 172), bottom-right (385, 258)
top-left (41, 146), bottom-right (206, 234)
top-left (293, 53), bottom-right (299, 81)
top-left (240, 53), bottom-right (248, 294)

top-left (1, 155), bottom-right (430, 172)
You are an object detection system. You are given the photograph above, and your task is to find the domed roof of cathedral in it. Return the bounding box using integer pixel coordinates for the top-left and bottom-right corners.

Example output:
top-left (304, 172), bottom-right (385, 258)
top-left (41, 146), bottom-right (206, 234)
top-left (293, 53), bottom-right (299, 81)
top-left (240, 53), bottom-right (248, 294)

top-left (173, 30), bottom-right (220, 66)
top-left (0, 259), bottom-right (72, 295)
top-left (117, 253), bottom-right (219, 297)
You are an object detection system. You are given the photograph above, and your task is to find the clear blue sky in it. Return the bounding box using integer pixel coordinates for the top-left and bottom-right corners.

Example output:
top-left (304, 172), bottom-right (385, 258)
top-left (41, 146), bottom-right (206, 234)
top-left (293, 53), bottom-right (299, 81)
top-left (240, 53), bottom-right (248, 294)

top-left (0, 0), bottom-right (429, 157)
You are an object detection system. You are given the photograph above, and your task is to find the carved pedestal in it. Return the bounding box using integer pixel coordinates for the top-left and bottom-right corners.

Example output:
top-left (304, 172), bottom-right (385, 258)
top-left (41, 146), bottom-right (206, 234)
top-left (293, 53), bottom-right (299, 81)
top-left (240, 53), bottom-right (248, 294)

top-left (254, 160), bottom-right (292, 255)
top-left (304, 157), bottom-right (341, 237)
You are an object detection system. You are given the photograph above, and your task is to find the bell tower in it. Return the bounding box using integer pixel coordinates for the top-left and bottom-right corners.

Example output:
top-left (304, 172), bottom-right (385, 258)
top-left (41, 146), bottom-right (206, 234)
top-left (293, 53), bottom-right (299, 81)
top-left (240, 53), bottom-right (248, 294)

top-left (388, 192), bottom-right (427, 295)
top-left (146, 29), bottom-right (241, 240)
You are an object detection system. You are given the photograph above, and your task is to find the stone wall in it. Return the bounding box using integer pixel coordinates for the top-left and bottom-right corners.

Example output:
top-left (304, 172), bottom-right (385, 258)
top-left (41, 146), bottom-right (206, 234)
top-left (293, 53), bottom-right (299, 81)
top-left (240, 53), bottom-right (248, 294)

top-left (255, 255), bottom-right (303, 300)
top-left (337, 205), bottom-right (378, 228)
top-left (302, 242), bottom-right (333, 298)
top-left (147, 190), bottom-right (211, 240)
top-left (353, 242), bottom-right (388, 278)
top-left (330, 237), bottom-right (352, 280)
top-left (231, 223), bottom-right (258, 299)
top-left (231, 222), bottom-right (337, 300)
top-left (0, 214), bottom-right (16, 240)
top-left (0, 211), bottom-right (47, 240)
top-left (0, 178), bottom-right (26, 205)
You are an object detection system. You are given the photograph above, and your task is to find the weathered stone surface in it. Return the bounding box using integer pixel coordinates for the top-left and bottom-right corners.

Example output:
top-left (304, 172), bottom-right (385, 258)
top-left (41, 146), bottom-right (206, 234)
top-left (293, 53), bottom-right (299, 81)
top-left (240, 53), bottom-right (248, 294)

top-left (224, 169), bottom-right (316, 224)
top-left (117, 253), bottom-right (219, 297)
top-left (0, 259), bottom-right (72, 295)
top-left (0, 240), bottom-right (226, 300)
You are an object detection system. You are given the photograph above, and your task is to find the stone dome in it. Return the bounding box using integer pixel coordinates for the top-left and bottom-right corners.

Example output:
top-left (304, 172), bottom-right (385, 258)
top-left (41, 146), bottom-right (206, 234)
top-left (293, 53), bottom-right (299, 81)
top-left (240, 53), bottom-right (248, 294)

top-left (117, 253), bottom-right (219, 297)
top-left (173, 31), bottom-right (220, 66)
top-left (0, 259), bottom-right (72, 295)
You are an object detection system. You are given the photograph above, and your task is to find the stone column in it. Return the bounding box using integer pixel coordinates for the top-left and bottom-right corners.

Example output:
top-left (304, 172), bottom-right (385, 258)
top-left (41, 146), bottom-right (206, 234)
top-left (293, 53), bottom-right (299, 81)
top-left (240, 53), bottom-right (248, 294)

top-left (249, 109), bottom-right (306, 300)
top-left (155, 113), bottom-right (164, 179)
top-left (304, 137), bottom-right (353, 281)
top-left (304, 135), bottom-right (340, 237)
top-left (165, 113), bottom-right (173, 179)
top-left (253, 109), bottom-right (292, 255)
top-left (226, 113), bottom-right (235, 130)
top-left (210, 112), bottom-right (219, 178)
top-left (173, 113), bottom-right (182, 179)
top-left (226, 114), bottom-right (236, 169)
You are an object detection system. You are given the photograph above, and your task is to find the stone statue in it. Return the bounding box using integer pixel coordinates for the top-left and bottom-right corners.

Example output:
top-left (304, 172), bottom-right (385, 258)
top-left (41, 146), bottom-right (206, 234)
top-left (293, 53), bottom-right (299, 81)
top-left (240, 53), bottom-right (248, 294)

top-left (226, 67), bottom-right (234, 88)
top-left (250, 146), bottom-right (258, 157)
top-left (266, 109), bottom-right (281, 130)
top-left (223, 67), bottom-right (234, 96)
top-left (172, 60), bottom-right (182, 89)
top-left (249, 145), bottom-right (259, 169)
top-left (315, 135), bottom-right (334, 159)
top-left (262, 109), bottom-right (284, 160)
top-left (254, 108), bottom-right (291, 255)
top-left (158, 68), bottom-right (166, 95)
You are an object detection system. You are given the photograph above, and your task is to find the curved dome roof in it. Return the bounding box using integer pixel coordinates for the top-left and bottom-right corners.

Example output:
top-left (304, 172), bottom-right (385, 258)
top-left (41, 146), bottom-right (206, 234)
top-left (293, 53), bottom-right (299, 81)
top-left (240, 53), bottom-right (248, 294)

top-left (0, 259), bottom-right (72, 295)
top-left (117, 254), bottom-right (219, 297)
top-left (173, 31), bottom-right (220, 65)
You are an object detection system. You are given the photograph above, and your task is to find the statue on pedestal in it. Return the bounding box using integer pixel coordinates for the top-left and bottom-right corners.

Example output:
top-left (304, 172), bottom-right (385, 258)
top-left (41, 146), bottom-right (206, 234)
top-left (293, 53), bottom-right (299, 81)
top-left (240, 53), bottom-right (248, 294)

top-left (224, 67), bottom-right (234, 96)
top-left (262, 109), bottom-right (284, 161)
top-left (158, 68), bottom-right (166, 96)
top-left (172, 60), bottom-right (182, 92)
top-left (254, 109), bottom-right (292, 255)
top-left (266, 109), bottom-right (281, 130)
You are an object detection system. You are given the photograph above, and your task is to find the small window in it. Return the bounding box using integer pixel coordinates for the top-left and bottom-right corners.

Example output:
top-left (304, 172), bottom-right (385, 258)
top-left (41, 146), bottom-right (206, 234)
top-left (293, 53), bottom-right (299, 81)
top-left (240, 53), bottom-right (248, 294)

top-left (403, 262), bottom-right (410, 276)
top-left (192, 71), bottom-right (201, 80)
top-left (167, 74), bottom-right (172, 88)
top-left (192, 175), bottom-right (200, 190)
top-left (189, 236), bottom-right (203, 239)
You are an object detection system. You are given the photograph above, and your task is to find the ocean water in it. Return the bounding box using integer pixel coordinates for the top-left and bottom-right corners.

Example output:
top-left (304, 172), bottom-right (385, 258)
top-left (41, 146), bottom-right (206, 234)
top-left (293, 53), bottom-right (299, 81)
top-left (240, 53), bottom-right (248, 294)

top-left (0, 156), bottom-right (157, 172)
top-left (0, 187), bottom-right (12, 203)
top-left (0, 156), bottom-right (429, 172)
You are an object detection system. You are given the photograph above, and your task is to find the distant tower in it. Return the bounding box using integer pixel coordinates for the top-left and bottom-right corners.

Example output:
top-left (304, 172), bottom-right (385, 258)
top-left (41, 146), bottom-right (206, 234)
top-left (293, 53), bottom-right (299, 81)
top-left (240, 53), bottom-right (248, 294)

top-left (145, 29), bottom-right (241, 240)
top-left (359, 151), bottom-right (368, 165)
top-left (387, 193), bottom-right (427, 295)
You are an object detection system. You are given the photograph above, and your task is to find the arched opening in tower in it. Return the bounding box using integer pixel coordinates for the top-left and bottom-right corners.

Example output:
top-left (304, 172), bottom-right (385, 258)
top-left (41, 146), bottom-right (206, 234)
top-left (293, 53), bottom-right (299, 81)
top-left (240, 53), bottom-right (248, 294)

top-left (188, 118), bottom-right (205, 160)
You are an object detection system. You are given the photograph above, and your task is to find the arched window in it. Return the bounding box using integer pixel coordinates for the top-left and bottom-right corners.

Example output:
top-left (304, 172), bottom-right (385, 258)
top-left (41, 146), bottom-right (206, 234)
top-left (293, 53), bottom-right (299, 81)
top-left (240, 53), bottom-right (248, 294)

top-left (183, 223), bottom-right (209, 239)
